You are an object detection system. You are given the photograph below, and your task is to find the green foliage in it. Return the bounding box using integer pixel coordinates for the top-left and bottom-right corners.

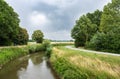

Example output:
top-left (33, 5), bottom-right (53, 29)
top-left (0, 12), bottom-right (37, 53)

top-left (0, 47), bottom-right (28, 66)
top-left (86, 32), bottom-right (106, 50)
top-left (45, 45), bottom-right (52, 58)
top-left (42, 39), bottom-right (51, 49)
top-left (71, 13), bottom-right (100, 47)
top-left (86, 0), bottom-right (120, 53)
top-left (42, 40), bottom-right (52, 58)
top-left (100, 0), bottom-right (120, 33)
top-left (87, 32), bottom-right (120, 53)
top-left (50, 46), bottom-right (119, 79)
top-left (32, 30), bottom-right (44, 43)
top-left (0, 43), bottom-right (50, 66)
top-left (14, 27), bottom-right (29, 45)
top-left (52, 58), bottom-right (88, 79)
top-left (0, 0), bottom-right (20, 46)
top-left (87, 10), bottom-right (102, 27)
top-left (74, 39), bottom-right (85, 47)
top-left (28, 44), bottom-right (46, 53)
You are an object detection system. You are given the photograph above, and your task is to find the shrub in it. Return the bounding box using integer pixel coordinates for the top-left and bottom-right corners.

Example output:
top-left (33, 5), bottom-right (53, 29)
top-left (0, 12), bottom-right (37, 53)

top-left (28, 45), bottom-right (37, 53)
top-left (86, 32), bottom-right (106, 50)
top-left (45, 45), bottom-right (52, 58)
top-left (75, 39), bottom-right (85, 47)
top-left (86, 32), bottom-right (120, 53)
top-left (42, 40), bottom-right (51, 49)
top-left (28, 44), bottom-right (46, 53)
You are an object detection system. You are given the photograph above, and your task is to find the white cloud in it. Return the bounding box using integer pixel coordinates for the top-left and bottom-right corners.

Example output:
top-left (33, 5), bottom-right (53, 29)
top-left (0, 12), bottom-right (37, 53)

top-left (29, 11), bottom-right (50, 27)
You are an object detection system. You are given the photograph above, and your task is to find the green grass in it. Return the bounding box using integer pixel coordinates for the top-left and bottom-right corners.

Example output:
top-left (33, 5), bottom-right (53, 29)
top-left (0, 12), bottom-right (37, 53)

top-left (50, 46), bottom-right (120, 79)
top-left (0, 43), bottom-right (49, 68)
top-left (58, 46), bottom-right (120, 65)
top-left (0, 47), bottom-right (28, 67)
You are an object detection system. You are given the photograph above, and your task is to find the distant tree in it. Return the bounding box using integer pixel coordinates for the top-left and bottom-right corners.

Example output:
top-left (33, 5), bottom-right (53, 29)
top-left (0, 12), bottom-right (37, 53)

top-left (32, 30), bottom-right (44, 43)
top-left (0, 0), bottom-right (20, 46)
top-left (14, 27), bottom-right (29, 45)
top-left (71, 15), bottom-right (97, 47)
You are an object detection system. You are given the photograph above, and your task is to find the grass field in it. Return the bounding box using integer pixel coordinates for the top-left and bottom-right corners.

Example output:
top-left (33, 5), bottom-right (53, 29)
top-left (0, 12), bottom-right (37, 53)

top-left (50, 46), bottom-right (120, 79)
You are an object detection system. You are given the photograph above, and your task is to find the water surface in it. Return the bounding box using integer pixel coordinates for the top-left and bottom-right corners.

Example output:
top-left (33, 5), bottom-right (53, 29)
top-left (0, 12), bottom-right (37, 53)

top-left (0, 53), bottom-right (58, 79)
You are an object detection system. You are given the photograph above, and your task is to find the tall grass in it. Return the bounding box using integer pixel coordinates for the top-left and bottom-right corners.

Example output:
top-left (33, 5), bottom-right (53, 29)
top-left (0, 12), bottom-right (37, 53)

top-left (50, 46), bottom-right (120, 79)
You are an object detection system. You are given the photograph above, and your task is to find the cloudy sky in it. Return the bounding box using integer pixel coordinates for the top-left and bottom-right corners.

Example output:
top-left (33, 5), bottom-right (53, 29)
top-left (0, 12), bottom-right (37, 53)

top-left (5, 0), bottom-right (111, 40)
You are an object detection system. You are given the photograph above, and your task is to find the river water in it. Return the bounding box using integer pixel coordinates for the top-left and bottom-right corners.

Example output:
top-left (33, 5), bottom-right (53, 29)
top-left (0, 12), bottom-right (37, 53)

top-left (0, 53), bottom-right (58, 79)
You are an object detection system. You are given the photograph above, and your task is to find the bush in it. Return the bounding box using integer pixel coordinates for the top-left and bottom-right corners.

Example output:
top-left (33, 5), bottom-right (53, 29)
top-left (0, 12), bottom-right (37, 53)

top-left (45, 45), bottom-right (52, 58)
top-left (86, 32), bottom-right (120, 53)
top-left (28, 44), bottom-right (46, 53)
top-left (42, 40), bottom-right (52, 58)
top-left (75, 39), bottom-right (85, 47)
top-left (42, 40), bottom-right (51, 49)
top-left (86, 32), bottom-right (106, 50)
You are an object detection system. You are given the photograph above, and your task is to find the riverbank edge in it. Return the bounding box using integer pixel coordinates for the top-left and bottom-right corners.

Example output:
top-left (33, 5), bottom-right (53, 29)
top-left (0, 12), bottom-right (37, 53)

top-left (49, 46), bottom-right (119, 79)
top-left (47, 60), bottom-right (61, 79)
top-left (0, 43), bottom-right (48, 69)
top-left (49, 47), bottom-right (89, 79)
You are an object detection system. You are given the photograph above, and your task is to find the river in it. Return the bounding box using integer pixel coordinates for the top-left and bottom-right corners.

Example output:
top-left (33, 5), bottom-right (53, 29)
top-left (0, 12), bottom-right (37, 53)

top-left (0, 53), bottom-right (58, 79)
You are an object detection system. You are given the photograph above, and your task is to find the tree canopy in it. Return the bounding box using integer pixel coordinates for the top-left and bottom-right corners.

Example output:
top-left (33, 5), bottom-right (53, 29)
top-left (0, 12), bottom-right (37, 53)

top-left (14, 27), bottom-right (29, 45)
top-left (72, 0), bottom-right (120, 53)
top-left (100, 0), bottom-right (120, 33)
top-left (0, 0), bottom-right (20, 46)
top-left (32, 30), bottom-right (44, 43)
top-left (71, 10), bottom-right (102, 47)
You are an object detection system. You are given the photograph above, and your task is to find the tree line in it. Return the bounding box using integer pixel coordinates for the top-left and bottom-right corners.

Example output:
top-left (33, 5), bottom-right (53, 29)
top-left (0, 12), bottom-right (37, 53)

top-left (0, 0), bottom-right (44, 46)
top-left (71, 0), bottom-right (120, 53)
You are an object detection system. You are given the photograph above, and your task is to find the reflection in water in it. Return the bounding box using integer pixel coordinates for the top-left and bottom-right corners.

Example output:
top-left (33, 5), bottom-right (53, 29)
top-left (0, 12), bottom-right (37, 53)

top-left (0, 53), bottom-right (57, 79)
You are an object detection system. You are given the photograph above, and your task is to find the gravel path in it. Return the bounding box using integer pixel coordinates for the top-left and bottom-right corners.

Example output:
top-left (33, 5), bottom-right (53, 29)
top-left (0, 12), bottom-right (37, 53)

top-left (66, 46), bottom-right (120, 56)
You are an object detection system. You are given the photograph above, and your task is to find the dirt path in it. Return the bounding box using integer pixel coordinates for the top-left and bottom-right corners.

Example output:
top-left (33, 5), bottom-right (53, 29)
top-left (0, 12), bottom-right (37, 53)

top-left (66, 46), bottom-right (120, 56)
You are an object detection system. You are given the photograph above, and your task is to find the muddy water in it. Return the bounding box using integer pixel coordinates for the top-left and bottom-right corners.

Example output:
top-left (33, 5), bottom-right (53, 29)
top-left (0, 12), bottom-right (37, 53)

top-left (0, 53), bottom-right (58, 79)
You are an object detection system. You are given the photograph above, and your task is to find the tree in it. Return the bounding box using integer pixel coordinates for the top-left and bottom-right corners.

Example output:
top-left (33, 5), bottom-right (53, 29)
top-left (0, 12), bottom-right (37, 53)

top-left (87, 0), bottom-right (120, 53)
top-left (71, 15), bottom-right (97, 47)
top-left (14, 27), bottom-right (29, 45)
top-left (100, 0), bottom-right (120, 33)
top-left (0, 0), bottom-right (20, 46)
top-left (87, 10), bottom-right (102, 31)
top-left (32, 30), bottom-right (44, 43)
top-left (94, 0), bottom-right (120, 53)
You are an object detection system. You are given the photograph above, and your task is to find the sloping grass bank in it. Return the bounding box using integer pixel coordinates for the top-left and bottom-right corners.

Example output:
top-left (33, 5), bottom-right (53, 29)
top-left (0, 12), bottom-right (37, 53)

top-left (50, 46), bottom-right (120, 79)
top-left (0, 43), bottom-right (48, 68)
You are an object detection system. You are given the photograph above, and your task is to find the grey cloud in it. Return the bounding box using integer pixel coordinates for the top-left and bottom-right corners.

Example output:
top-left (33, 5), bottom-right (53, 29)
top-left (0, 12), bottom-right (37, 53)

top-left (6, 0), bottom-right (111, 40)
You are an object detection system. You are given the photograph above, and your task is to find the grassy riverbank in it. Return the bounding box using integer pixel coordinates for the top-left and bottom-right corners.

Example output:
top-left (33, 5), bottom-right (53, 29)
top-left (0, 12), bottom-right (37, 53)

top-left (50, 46), bottom-right (120, 79)
top-left (0, 42), bottom-right (48, 68)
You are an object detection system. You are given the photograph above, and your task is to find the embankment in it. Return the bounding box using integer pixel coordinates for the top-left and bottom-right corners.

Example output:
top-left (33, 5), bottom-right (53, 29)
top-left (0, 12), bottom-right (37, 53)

top-left (50, 46), bottom-right (120, 79)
